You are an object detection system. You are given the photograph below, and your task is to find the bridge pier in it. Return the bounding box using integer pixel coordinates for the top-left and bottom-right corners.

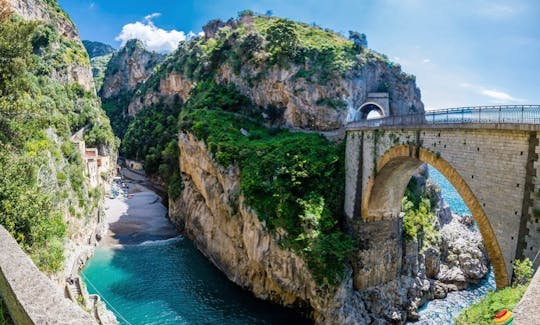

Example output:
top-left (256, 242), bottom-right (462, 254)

top-left (351, 217), bottom-right (402, 289)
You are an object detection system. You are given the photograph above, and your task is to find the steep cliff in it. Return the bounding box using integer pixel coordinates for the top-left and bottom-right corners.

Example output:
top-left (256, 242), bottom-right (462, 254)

top-left (127, 13), bottom-right (423, 130)
top-left (83, 40), bottom-right (115, 58)
top-left (8, 0), bottom-right (95, 91)
top-left (100, 39), bottom-right (164, 99)
top-left (1, 0), bottom-right (116, 285)
top-left (171, 132), bottom-right (379, 323)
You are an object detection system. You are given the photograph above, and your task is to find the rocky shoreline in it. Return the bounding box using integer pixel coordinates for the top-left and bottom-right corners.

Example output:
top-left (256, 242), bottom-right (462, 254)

top-left (68, 168), bottom-right (180, 325)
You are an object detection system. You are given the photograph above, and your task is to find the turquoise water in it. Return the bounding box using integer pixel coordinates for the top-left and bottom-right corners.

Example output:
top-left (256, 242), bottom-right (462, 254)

top-left (82, 166), bottom-right (492, 324)
top-left (427, 166), bottom-right (471, 216)
top-left (82, 239), bottom-right (310, 324)
top-left (413, 167), bottom-right (495, 324)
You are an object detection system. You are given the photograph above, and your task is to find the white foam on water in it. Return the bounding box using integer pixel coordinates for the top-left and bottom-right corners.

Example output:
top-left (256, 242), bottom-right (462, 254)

top-left (137, 236), bottom-right (184, 247)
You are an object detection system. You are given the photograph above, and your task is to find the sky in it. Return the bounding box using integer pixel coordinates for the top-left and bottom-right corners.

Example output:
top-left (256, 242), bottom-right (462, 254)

top-left (58, 0), bottom-right (540, 110)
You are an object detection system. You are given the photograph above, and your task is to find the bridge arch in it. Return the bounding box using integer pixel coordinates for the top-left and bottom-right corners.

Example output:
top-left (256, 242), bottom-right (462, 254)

top-left (361, 145), bottom-right (509, 288)
top-left (358, 102), bottom-right (385, 120)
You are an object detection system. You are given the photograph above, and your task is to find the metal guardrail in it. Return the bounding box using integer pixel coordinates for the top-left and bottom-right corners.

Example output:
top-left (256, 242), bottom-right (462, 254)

top-left (348, 105), bottom-right (540, 127)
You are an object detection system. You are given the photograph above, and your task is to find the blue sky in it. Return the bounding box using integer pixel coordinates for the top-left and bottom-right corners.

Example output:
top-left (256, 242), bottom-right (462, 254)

top-left (58, 0), bottom-right (540, 109)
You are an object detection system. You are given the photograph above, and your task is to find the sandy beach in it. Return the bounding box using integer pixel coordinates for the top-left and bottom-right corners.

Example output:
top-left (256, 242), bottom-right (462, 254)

top-left (101, 174), bottom-right (178, 247)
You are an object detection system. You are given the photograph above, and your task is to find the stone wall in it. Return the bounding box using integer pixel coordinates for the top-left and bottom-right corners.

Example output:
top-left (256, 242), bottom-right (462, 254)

top-left (514, 268), bottom-right (540, 324)
top-left (345, 125), bottom-right (540, 288)
top-left (0, 226), bottom-right (95, 324)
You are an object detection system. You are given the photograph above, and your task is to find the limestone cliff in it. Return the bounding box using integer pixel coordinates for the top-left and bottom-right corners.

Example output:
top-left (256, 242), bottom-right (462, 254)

top-left (126, 14), bottom-right (423, 131)
top-left (170, 134), bottom-right (491, 323)
top-left (100, 39), bottom-right (164, 99)
top-left (7, 0), bottom-right (95, 91)
top-left (170, 132), bottom-right (368, 323)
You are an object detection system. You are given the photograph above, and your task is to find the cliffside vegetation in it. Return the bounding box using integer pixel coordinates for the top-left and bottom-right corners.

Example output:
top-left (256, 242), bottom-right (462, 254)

top-left (0, 297), bottom-right (11, 325)
top-left (455, 258), bottom-right (533, 324)
top-left (401, 171), bottom-right (440, 246)
top-left (121, 99), bottom-right (182, 198)
top-left (178, 80), bottom-right (353, 285)
top-left (90, 53), bottom-right (113, 91)
top-left (0, 1), bottom-right (115, 272)
top-left (82, 40), bottom-right (115, 58)
top-left (137, 12), bottom-right (375, 101)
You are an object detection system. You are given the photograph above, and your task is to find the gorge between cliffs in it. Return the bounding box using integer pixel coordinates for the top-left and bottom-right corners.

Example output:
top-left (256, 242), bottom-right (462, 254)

top-left (81, 157), bottom-right (492, 325)
top-left (1, 2), bottom-right (515, 324)
top-left (84, 11), bottom-right (494, 325)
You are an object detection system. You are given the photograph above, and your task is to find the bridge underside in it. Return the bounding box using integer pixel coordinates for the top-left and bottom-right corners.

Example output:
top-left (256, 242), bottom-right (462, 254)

top-left (345, 125), bottom-right (540, 289)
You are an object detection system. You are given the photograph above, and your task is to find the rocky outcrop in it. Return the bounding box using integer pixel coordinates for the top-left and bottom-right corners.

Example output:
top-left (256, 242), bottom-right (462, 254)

top-left (7, 0), bottom-right (95, 91)
top-left (100, 39), bottom-right (164, 100)
top-left (125, 15), bottom-right (423, 131)
top-left (83, 40), bottom-right (115, 58)
top-left (436, 212), bottom-right (490, 290)
top-left (214, 58), bottom-right (422, 131)
top-left (127, 72), bottom-right (192, 115)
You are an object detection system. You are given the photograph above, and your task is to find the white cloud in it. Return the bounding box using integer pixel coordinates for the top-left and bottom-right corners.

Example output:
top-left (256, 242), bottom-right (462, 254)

top-left (481, 89), bottom-right (516, 102)
top-left (459, 82), bottom-right (522, 103)
top-left (144, 13), bottom-right (161, 21)
top-left (115, 14), bottom-right (188, 53)
top-left (477, 2), bottom-right (526, 19)
top-left (422, 58), bottom-right (430, 63)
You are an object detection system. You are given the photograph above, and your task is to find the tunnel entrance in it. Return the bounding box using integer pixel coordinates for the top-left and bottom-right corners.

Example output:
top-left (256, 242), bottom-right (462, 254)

top-left (359, 102), bottom-right (384, 120)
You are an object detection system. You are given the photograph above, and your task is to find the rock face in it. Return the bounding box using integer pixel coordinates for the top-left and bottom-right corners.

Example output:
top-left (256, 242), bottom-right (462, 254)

top-left (170, 133), bottom-right (489, 324)
top-left (100, 39), bottom-right (164, 99)
top-left (437, 212), bottom-right (490, 290)
top-left (125, 16), bottom-right (423, 131)
top-left (7, 0), bottom-right (95, 91)
top-left (127, 72), bottom-right (193, 115)
top-left (83, 40), bottom-right (115, 58)
top-left (214, 59), bottom-right (423, 131)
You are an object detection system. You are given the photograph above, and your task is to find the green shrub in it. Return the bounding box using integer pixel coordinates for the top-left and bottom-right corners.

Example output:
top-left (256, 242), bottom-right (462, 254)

top-left (0, 297), bottom-right (12, 325)
top-left (513, 258), bottom-right (533, 286)
top-left (455, 285), bottom-right (527, 325)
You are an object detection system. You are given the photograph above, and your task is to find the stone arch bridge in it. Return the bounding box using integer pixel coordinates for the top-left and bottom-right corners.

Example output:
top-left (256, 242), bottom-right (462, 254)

top-left (344, 105), bottom-right (540, 289)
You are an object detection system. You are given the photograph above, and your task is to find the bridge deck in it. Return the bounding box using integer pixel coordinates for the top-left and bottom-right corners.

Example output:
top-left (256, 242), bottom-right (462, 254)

top-left (347, 105), bottom-right (540, 131)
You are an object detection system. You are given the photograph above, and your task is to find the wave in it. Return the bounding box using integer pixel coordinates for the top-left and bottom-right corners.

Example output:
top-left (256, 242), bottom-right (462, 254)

top-left (137, 236), bottom-right (184, 247)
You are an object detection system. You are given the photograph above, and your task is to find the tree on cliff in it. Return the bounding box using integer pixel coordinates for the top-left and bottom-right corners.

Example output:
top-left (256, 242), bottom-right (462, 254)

top-left (266, 18), bottom-right (300, 62)
top-left (0, 0), bottom-right (38, 143)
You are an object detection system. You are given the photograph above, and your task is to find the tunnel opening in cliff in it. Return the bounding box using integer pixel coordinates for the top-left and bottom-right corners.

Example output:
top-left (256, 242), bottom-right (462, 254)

top-left (359, 103), bottom-right (384, 120)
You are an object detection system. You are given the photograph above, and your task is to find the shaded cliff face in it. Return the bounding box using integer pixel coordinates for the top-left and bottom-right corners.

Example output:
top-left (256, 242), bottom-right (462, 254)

top-left (127, 14), bottom-right (423, 130)
top-left (170, 133), bottom-right (369, 323)
top-left (83, 40), bottom-right (115, 58)
top-left (100, 39), bottom-right (164, 99)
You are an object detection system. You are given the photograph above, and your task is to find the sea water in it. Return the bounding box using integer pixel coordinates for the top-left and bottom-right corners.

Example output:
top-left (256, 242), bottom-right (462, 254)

top-left (412, 166), bottom-right (495, 324)
top-left (82, 166), bottom-right (494, 324)
top-left (82, 238), bottom-right (310, 324)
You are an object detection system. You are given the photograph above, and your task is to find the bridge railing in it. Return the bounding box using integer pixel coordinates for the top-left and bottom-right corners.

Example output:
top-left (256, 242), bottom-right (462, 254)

top-left (348, 105), bottom-right (540, 127)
